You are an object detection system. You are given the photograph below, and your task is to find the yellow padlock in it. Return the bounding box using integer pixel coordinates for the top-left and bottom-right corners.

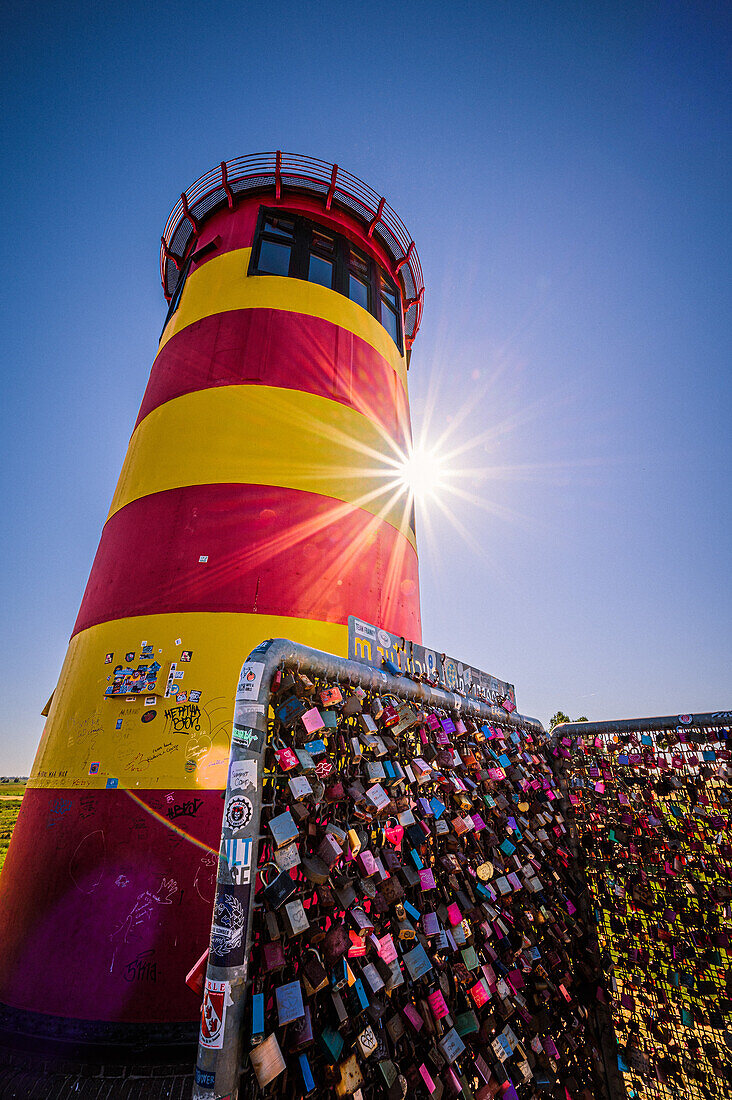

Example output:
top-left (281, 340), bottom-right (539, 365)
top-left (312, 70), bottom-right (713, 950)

top-left (335, 1053), bottom-right (364, 1097)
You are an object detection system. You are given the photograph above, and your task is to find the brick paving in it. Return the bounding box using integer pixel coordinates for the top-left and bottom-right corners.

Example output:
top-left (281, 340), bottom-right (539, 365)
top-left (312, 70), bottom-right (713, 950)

top-left (0, 1062), bottom-right (193, 1100)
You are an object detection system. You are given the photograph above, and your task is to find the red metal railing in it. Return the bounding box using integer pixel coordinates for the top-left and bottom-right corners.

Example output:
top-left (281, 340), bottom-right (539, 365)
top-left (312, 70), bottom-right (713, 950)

top-left (159, 152), bottom-right (424, 348)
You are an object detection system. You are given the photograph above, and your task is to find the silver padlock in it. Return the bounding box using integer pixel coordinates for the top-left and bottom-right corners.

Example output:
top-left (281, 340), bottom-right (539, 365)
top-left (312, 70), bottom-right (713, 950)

top-left (359, 713), bottom-right (378, 735)
top-left (356, 1023), bottom-right (379, 1058)
top-left (282, 898), bottom-right (310, 937)
top-left (274, 842), bottom-right (301, 871)
top-left (365, 761), bottom-right (386, 783)
top-left (269, 810), bottom-right (299, 849)
top-left (288, 775), bottom-right (313, 801)
top-left (326, 823), bottom-right (347, 847)
top-left (295, 748), bottom-right (316, 774)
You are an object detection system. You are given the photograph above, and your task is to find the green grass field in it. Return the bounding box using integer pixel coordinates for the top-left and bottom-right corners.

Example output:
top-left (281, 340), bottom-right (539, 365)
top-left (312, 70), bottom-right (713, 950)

top-left (0, 783), bottom-right (26, 875)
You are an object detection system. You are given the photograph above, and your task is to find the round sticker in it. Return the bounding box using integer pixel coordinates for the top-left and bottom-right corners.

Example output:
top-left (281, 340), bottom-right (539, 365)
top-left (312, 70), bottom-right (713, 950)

top-left (377, 629), bottom-right (392, 648)
top-left (141, 709), bottom-right (157, 723)
top-left (225, 795), bottom-right (253, 830)
top-left (184, 758), bottom-right (196, 773)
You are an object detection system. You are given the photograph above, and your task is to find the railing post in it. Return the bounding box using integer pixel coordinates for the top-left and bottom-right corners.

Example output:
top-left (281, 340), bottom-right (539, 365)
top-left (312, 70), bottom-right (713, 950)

top-left (394, 240), bottom-right (415, 275)
top-left (367, 196), bottom-right (385, 237)
top-left (221, 161), bottom-right (234, 209)
top-left (180, 191), bottom-right (199, 233)
top-left (325, 163), bottom-right (338, 210)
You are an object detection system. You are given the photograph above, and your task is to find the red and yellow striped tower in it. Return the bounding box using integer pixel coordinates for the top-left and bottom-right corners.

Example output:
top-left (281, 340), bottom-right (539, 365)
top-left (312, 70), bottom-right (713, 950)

top-left (0, 153), bottom-right (424, 1051)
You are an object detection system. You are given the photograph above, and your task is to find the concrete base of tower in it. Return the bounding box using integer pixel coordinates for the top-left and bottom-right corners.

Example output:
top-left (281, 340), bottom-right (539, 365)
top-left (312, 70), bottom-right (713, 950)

top-left (0, 787), bottom-right (222, 1034)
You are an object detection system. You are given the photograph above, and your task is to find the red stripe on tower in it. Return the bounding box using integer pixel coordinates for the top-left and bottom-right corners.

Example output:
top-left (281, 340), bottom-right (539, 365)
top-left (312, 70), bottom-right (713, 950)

top-left (73, 484), bottom-right (420, 638)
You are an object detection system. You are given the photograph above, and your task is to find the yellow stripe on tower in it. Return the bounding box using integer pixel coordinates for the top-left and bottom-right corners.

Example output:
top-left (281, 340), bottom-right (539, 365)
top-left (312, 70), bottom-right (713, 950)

top-left (158, 248), bottom-right (409, 391)
top-left (108, 385), bottom-right (417, 550)
top-left (30, 611), bottom-right (349, 791)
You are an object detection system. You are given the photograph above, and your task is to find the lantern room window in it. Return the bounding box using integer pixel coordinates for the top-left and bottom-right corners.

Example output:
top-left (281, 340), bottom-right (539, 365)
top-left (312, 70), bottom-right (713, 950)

top-left (256, 215), bottom-right (296, 277)
top-left (250, 208), bottom-right (403, 352)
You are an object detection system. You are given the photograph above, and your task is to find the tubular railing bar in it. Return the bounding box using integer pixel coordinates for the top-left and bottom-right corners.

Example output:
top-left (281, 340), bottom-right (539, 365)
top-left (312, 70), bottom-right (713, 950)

top-left (552, 711), bottom-right (731, 740)
top-left (163, 162), bottom-right (417, 254)
top-left (161, 158), bottom-right (415, 245)
top-left (192, 637), bottom-right (543, 1099)
top-left (220, 162), bottom-right (234, 210)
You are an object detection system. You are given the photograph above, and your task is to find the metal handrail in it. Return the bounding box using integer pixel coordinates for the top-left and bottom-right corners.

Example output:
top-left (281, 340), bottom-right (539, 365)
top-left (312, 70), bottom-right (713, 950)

top-left (192, 637), bottom-right (543, 1098)
top-left (552, 710), bottom-right (731, 740)
top-left (160, 152), bottom-right (425, 348)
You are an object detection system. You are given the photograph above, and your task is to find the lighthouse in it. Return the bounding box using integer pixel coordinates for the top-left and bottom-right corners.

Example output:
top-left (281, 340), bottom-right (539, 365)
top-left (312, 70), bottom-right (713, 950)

top-left (0, 152), bottom-right (424, 1051)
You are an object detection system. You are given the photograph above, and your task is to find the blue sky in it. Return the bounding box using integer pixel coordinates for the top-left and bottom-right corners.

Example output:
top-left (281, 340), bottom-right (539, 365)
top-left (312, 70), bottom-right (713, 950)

top-left (1, 1), bottom-right (729, 771)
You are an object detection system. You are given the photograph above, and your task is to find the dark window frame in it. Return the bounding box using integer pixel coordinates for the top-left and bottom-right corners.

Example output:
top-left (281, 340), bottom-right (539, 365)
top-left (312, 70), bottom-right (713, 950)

top-left (249, 206), bottom-right (403, 352)
top-left (161, 237), bottom-right (221, 339)
top-left (161, 253), bottom-right (193, 336)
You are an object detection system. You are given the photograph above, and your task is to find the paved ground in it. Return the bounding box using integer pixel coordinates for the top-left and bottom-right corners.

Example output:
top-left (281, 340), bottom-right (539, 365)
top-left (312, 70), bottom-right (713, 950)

top-left (0, 1058), bottom-right (193, 1099)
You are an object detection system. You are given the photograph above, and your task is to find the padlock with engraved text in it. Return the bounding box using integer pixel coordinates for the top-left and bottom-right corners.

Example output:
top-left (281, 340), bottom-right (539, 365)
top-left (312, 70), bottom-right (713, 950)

top-left (282, 897), bottom-right (310, 938)
top-left (249, 1032), bottom-right (286, 1087)
top-left (318, 831), bottom-right (344, 869)
top-left (268, 809), bottom-right (299, 849)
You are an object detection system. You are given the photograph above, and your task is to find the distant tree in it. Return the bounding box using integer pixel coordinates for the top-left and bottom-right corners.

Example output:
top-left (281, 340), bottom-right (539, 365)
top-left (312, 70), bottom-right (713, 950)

top-left (549, 712), bottom-right (588, 729)
top-left (549, 711), bottom-right (571, 730)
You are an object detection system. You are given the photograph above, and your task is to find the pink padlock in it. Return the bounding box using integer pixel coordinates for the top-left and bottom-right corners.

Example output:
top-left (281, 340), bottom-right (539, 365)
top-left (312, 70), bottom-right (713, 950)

top-left (383, 820), bottom-right (404, 850)
top-left (428, 988), bottom-right (450, 1020)
top-left (419, 1064), bottom-right (435, 1091)
top-left (356, 849), bottom-right (378, 877)
top-left (276, 746), bottom-right (299, 771)
top-left (377, 933), bottom-right (397, 964)
top-left (418, 868), bottom-right (436, 891)
top-left (301, 707), bottom-right (326, 734)
top-left (446, 902), bottom-right (462, 926)
top-left (403, 1003), bottom-right (423, 1031)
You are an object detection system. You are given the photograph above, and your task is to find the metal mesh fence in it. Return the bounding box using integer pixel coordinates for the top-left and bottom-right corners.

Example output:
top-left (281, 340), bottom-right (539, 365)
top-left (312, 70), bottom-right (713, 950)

top-left (194, 639), bottom-right (614, 1100)
top-left (554, 717), bottom-right (732, 1099)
